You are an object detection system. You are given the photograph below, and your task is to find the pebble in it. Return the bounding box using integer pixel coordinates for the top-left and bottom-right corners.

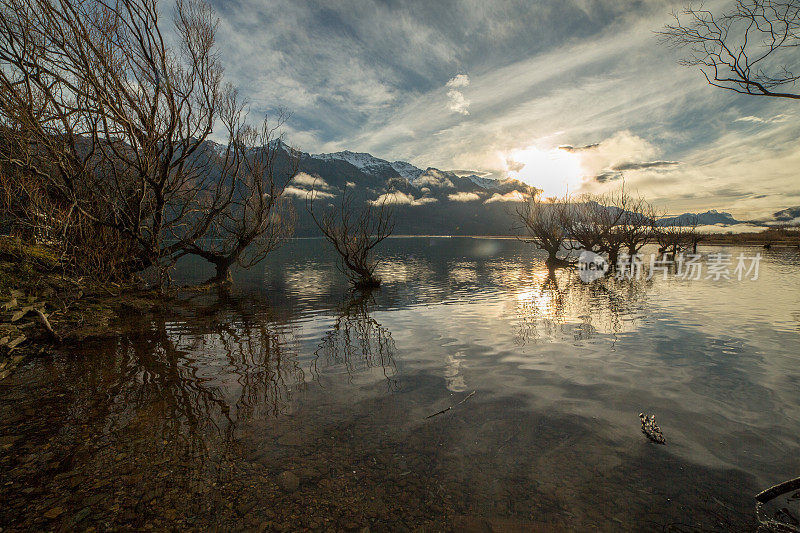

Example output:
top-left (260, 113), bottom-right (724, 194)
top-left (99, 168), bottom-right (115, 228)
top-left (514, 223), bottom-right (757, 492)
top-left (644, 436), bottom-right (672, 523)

top-left (277, 471), bottom-right (300, 493)
top-left (43, 506), bottom-right (64, 519)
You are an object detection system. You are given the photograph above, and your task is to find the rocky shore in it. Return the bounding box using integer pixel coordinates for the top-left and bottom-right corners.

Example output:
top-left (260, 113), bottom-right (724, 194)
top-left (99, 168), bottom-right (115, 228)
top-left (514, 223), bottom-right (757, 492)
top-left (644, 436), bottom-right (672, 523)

top-left (0, 236), bottom-right (168, 380)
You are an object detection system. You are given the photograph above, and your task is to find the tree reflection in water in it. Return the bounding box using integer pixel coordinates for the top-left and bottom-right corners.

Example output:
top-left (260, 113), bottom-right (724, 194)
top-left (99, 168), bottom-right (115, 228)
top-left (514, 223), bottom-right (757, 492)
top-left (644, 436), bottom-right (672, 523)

top-left (85, 293), bottom-right (307, 488)
top-left (511, 266), bottom-right (653, 346)
top-left (312, 291), bottom-right (399, 392)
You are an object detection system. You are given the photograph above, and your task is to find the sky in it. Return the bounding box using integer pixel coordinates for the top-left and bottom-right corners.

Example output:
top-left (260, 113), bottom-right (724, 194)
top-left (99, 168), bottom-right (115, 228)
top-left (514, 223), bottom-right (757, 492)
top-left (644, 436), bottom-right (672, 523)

top-left (207, 0), bottom-right (799, 219)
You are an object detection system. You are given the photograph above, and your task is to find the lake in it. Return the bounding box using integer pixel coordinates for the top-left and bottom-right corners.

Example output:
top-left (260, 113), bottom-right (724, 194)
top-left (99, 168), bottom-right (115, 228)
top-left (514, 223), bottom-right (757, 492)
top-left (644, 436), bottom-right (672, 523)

top-left (1, 237), bottom-right (799, 531)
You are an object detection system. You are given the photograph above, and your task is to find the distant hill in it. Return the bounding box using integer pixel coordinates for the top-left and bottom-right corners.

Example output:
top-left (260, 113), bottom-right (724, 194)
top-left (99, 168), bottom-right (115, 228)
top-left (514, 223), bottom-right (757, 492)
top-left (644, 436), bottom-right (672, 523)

top-left (770, 206), bottom-right (800, 225)
top-left (657, 210), bottom-right (741, 226)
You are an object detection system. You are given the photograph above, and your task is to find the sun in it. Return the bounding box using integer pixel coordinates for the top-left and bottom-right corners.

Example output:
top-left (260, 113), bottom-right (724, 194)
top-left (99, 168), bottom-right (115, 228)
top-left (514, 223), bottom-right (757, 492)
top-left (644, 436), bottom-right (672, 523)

top-left (506, 146), bottom-right (584, 198)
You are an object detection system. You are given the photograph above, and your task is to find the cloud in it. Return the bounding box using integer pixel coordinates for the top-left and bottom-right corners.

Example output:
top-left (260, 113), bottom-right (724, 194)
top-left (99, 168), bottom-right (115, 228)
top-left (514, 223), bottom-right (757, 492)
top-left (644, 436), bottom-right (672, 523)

top-left (446, 74), bottom-right (470, 88)
top-left (446, 74), bottom-right (470, 115)
top-left (370, 191), bottom-right (438, 206)
top-left (415, 171), bottom-right (455, 188)
top-left (559, 143), bottom-right (600, 152)
top-left (588, 121), bottom-right (800, 219)
top-left (292, 172), bottom-right (330, 188)
top-left (594, 171), bottom-right (623, 183)
top-left (505, 158), bottom-right (525, 172)
top-left (734, 114), bottom-right (790, 124)
top-left (208, 0), bottom-right (800, 219)
top-left (450, 169), bottom-right (494, 178)
top-left (284, 186), bottom-right (335, 199)
top-left (611, 160), bottom-right (679, 171)
top-left (484, 191), bottom-right (530, 203)
top-left (448, 191), bottom-right (481, 202)
top-left (447, 90), bottom-right (470, 115)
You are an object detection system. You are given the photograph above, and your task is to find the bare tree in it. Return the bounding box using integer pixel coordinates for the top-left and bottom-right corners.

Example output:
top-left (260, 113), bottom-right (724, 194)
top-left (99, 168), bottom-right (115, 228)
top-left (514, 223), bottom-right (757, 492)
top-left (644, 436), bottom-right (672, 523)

top-left (184, 116), bottom-right (300, 283)
top-left (563, 192), bottom-right (627, 266)
top-left (684, 214), bottom-right (703, 253)
top-left (660, 1), bottom-right (800, 99)
top-left (515, 193), bottom-right (571, 266)
top-left (307, 186), bottom-right (395, 289)
top-left (619, 195), bottom-right (657, 257)
top-left (652, 214), bottom-right (699, 257)
top-left (0, 0), bottom-right (244, 280)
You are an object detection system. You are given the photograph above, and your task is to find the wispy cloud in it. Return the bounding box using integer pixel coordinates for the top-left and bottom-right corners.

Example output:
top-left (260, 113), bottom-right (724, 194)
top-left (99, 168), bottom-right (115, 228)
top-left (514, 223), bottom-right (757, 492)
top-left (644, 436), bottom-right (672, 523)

top-left (291, 172), bottom-right (330, 188)
top-left (484, 191), bottom-right (529, 203)
top-left (734, 114), bottom-right (790, 124)
top-left (446, 74), bottom-right (470, 115)
top-left (611, 160), bottom-right (679, 171)
top-left (415, 172), bottom-right (455, 189)
top-left (559, 143), bottom-right (600, 152)
top-left (284, 186), bottom-right (335, 199)
top-left (446, 74), bottom-right (470, 89)
top-left (208, 0), bottom-right (800, 218)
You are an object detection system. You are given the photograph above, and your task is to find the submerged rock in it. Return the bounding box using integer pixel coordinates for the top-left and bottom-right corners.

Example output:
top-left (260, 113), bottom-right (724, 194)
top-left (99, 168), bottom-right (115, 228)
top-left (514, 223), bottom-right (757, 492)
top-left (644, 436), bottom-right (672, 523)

top-left (639, 412), bottom-right (666, 444)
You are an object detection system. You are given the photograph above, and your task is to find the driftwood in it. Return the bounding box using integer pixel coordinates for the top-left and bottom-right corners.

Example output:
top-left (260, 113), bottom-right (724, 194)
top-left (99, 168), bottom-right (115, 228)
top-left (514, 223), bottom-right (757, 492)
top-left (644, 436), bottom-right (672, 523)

top-left (3, 290), bottom-right (63, 343)
top-left (425, 391), bottom-right (476, 419)
top-left (6, 334), bottom-right (25, 349)
top-left (756, 476), bottom-right (800, 504)
top-left (33, 309), bottom-right (61, 342)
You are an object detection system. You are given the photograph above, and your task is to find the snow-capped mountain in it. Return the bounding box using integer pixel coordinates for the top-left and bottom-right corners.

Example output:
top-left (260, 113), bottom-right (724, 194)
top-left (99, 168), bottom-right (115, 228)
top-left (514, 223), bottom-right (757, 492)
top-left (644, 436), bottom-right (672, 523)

top-left (202, 140), bottom-right (758, 235)
top-left (465, 174), bottom-right (508, 190)
top-left (389, 160), bottom-right (425, 182)
top-left (304, 149), bottom-right (523, 194)
top-left (309, 150), bottom-right (425, 182)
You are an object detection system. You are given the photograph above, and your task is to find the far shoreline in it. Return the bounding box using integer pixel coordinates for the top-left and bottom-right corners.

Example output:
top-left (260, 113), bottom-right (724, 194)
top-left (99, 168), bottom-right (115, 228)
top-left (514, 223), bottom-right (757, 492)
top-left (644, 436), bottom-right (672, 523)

top-left (290, 229), bottom-right (800, 247)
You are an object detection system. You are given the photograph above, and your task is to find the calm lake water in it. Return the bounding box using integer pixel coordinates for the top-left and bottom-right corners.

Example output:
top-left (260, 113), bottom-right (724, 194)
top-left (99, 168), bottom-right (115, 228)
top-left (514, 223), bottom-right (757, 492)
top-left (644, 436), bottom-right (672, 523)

top-left (2, 237), bottom-right (799, 531)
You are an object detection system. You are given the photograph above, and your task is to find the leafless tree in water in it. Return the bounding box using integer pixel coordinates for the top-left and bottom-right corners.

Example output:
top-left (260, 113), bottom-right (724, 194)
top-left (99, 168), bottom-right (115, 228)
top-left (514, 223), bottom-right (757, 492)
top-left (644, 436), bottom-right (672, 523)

top-left (618, 195), bottom-right (657, 257)
top-left (660, 0), bottom-right (800, 100)
top-left (306, 185), bottom-right (395, 288)
top-left (184, 114), bottom-right (300, 283)
top-left (563, 191), bottom-right (627, 267)
top-left (515, 193), bottom-right (572, 266)
top-left (653, 214), bottom-right (700, 256)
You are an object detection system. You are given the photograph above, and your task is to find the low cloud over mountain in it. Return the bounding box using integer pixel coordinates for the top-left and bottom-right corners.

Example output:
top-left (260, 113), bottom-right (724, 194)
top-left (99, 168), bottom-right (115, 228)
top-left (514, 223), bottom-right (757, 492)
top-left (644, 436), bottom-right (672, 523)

top-left (216, 140), bottom-right (763, 236)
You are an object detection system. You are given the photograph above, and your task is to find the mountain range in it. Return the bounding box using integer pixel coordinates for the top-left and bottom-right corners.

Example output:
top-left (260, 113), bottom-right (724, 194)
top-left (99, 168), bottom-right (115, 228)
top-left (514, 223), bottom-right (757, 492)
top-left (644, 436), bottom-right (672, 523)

top-left (270, 143), bottom-right (537, 236)
top-left (216, 141), bottom-right (783, 235)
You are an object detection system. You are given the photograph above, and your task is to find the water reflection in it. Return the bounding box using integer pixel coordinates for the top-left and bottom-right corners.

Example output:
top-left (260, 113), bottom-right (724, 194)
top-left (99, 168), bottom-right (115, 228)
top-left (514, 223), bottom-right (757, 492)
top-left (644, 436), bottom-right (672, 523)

top-left (1, 238), bottom-right (799, 531)
top-left (313, 292), bottom-right (399, 391)
top-left (82, 295), bottom-right (309, 489)
top-left (509, 267), bottom-right (653, 346)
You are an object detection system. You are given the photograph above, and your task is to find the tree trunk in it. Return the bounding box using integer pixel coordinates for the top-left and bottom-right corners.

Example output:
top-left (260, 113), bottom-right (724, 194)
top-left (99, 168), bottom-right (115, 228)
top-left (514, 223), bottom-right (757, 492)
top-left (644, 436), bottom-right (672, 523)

top-left (608, 248), bottom-right (619, 269)
top-left (209, 258), bottom-right (234, 284)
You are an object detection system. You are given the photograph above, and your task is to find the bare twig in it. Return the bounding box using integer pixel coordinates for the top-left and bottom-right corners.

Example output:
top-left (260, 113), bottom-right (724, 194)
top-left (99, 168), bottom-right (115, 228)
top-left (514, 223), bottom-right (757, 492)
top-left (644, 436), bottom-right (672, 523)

top-left (425, 390), bottom-right (476, 419)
